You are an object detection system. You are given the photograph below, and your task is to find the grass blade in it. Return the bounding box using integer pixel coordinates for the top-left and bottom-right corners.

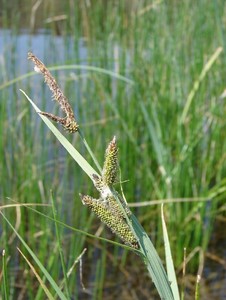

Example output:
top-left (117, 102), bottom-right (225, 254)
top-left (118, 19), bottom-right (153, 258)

top-left (17, 248), bottom-right (55, 300)
top-left (50, 193), bottom-right (70, 299)
top-left (0, 65), bottom-right (134, 91)
top-left (140, 102), bottom-right (164, 166)
top-left (0, 212), bottom-right (68, 300)
top-left (2, 250), bottom-right (9, 300)
top-left (181, 47), bottom-right (223, 123)
top-left (161, 204), bottom-right (180, 300)
top-left (195, 275), bottom-right (201, 300)
top-left (131, 214), bottom-right (174, 299)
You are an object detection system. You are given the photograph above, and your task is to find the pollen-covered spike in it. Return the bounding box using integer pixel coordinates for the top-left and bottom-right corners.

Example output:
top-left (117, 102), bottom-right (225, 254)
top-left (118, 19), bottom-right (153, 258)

top-left (108, 192), bottom-right (132, 217)
top-left (63, 118), bottom-right (79, 133)
top-left (106, 195), bottom-right (125, 219)
top-left (102, 136), bottom-right (118, 186)
top-left (79, 194), bottom-right (138, 249)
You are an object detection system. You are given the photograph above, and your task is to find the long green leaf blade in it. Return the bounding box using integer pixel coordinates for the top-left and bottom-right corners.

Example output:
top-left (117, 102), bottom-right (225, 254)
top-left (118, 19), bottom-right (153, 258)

top-left (131, 215), bottom-right (174, 300)
top-left (161, 204), bottom-right (180, 299)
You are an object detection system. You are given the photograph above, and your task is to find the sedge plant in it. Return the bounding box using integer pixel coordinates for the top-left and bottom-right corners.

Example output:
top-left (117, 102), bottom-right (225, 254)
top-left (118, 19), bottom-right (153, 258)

top-left (20, 52), bottom-right (180, 299)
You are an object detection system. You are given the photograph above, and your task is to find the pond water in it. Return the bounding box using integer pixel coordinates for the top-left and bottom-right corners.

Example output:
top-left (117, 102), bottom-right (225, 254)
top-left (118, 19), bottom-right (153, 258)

top-left (0, 28), bottom-right (89, 73)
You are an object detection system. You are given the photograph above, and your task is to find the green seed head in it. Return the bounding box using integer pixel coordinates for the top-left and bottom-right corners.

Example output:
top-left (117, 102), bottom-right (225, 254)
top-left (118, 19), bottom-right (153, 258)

top-left (80, 194), bottom-right (138, 248)
top-left (102, 136), bottom-right (118, 186)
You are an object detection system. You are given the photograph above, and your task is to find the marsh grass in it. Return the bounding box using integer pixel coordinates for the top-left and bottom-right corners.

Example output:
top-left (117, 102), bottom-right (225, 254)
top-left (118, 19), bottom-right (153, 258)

top-left (1, 0), bottom-right (226, 299)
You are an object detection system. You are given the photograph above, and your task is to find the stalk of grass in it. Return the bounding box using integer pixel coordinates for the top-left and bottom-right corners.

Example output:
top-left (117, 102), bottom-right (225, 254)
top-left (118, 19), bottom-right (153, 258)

top-left (2, 250), bottom-right (9, 300)
top-left (34, 246), bottom-right (57, 300)
top-left (78, 128), bottom-right (102, 173)
top-left (93, 258), bottom-right (102, 298)
top-left (181, 47), bottom-right (223, 124)
top-left (17, 247), bottom-right (55, 300)
top-left (195, 275), bottom-right (201, 300)
top-left (59, 248), bottom-right (87, 292)
top-left (140, 101), bottom-right (165, 167)
top-left (181, 248), bottom-right (187, 300)
top-left (50, 192), bottom-right (71, 299)
top-left (97, 246), bottom-right (107, 299)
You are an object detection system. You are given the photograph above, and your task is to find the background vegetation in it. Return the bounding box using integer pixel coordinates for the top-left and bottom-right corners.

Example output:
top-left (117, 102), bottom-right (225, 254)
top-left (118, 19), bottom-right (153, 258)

top-left (0, 0), bottom-right (225, 299)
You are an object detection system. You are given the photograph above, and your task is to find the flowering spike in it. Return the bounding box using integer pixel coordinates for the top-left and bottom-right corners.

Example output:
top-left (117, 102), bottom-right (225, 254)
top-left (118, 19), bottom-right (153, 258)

top-left (80, 194), bottom-right (138, 249)
top-left (102, 136), bottom-right (118, 186)
top-left (105, 195), bottom-right (125, 219)
top-left (111, 192), bottom-right (132, 217)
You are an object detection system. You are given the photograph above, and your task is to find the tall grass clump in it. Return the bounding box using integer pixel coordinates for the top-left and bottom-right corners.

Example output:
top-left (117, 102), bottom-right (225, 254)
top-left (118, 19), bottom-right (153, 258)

top-left (1, 0), bottom-right (226, 299)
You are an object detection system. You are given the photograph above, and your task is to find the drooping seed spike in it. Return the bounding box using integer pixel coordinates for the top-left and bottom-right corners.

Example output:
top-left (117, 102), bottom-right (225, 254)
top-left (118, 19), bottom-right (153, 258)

top-left (28, 52), bottom-right (79, 133)
top-left (38, 112), bottom-right (65, 123)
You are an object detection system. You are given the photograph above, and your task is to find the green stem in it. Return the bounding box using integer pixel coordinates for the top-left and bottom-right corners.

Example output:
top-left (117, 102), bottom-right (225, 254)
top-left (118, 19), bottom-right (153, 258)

top-left (51, 193), bottom-right (71, 299)
top-left (78, 128), bottom-right (102, 173)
